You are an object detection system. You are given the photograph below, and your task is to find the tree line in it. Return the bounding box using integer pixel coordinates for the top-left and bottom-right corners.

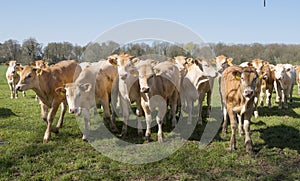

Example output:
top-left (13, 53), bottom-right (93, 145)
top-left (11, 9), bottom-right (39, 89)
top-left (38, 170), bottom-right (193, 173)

top-left (1, 38), bottom-right (300, 65)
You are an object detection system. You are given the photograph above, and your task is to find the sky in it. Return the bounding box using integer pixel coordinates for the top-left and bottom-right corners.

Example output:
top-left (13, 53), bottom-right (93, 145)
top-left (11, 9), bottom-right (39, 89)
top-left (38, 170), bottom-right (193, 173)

top-left (1, 0), bottom-right (300, 46)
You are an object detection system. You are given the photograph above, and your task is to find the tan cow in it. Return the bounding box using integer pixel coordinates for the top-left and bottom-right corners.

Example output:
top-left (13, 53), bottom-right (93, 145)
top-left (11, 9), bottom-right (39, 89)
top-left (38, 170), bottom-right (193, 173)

top-left (16, 60), bottom-right (81, 142)
top-left (259, 61), bottom-right (275, 108)
top-left (132, 59), bottom-right (180, 142)
top-left (295, 65), bottom-right (300, 95)
top-left (220, 65), bottom-right (258, 152)
top-left (57, 60), bottom-right (119, 140)
top-left (5, 60), bottom-right (26, 99)
top-left (108, 53), bottom-right (143, 137)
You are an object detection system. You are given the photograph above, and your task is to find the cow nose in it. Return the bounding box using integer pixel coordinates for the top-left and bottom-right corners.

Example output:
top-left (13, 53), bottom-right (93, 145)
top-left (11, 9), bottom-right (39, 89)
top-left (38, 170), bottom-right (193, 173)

top-left (141, 87), bottom-right (150, 93)
top-left (120, 73), bottom-right (128, 80)
top-left (244, 90), bottom-right (254, 96)
top-left (69, 109), bottom-right (75, 114)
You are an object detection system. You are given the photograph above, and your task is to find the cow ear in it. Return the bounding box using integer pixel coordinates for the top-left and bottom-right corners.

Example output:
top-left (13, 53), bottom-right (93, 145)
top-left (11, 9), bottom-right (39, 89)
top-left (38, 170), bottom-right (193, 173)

top-left (5, 62), bottom-right (9, 66)
top-left (45, 62), bottom-right (48, 67)
top-left (247, 62), bottom-right (253, 67)
top-left (108, 57), bottom-right (117, 66)
top-left (131, 57), bottom-right (140, 65)
top-left (55, 87), bottom-right (66, 96)
top-left (285, 68), bottom-right (290, 72)
top-left (16, 66), bottom-right (23, 75)
top-left (31, 62), bottom-right (36, 66)
top-left (129, 68), bottom-right (138, 77)
top-left (227, 58), bottom-right (233, 65)
top-left (233, 71), bottom-right (241, 80)
top-left (34, 68), bottom-right (43, 76)
top-left (187, 58), bottom-right (194, 65)
top-left (210, 58), bottom-right (216, 65)
top-left (79, 83), bottom-right (92, 92)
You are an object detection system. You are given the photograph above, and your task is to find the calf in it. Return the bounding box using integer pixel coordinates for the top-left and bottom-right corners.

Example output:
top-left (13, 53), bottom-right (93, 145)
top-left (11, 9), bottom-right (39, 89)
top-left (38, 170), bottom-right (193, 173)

top-left (16, 60), bottom-right (81, 142)
top-left (5, 60), bottom-right (25, 99)
top-left (108, 53), bottom-right (143, 137)
top-left (57, 61), bottom-right (118, 140)
top-left (259, 61), bottom-right (275, 108)
top-left (132, 60), bottom-right (180, 142)
top-left (273, 64), bottom-right (296, 109)
top-left (220, 65), bottom-right (258, 152)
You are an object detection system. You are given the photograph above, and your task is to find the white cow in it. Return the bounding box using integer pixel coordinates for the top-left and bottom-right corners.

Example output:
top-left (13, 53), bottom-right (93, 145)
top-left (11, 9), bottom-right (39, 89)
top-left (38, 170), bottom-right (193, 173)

top-left (273, 64), bottom-right (296, 109)
top-left (5, 60), bottom-right (25, 99)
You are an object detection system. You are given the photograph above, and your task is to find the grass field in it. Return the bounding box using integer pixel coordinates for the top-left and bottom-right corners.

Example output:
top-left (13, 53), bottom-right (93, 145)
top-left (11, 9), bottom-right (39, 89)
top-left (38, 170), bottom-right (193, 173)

top-left (0, 65), bottom-right (299, 180)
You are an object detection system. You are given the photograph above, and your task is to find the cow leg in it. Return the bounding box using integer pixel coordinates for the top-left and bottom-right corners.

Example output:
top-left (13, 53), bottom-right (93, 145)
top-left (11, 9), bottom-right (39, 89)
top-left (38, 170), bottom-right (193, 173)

top-left (237, 114), bottom-right (243, 137)
top-left (187, 98), bottom-right (193, 125)
top-left (227, 109), bottom-right (237, 151)
top-left (22, 91), bottom-right (26, 97)
top-left (82, 108), bottom-right (90, 141)
top-left (156, 104), bottom-right (166, 143)
top-left (274, 81), bottom-right (280, 102)
top-left (283, 90), bottom-right (288, 109)
top-left (120, 98), bottom-right (129, 137)
top-left (266, 89), bottom-right (272, 108)
top-left (13, 84), bottom-right (18, 99)
top-left (253, 96), bottom-right (259, 118)
top-left (259, 89), bottom-right (265, 107)
top-left (8, 83), bottom-right (14, 99)
top-left (40, 102), bottom-right (49, 124)
top-left (197, 92), bottom-right (205, 125)
top-left (244, 112), bottom-right (253, 153)
top-left (206, 90), bottom-right (212, 118)
top-left (142, 99), bottom-right (152, 142)
top-left (222, 106), bottom-right (228, 134)
top-left (43, 102), bottom-right (60, 143)
top-left (136, 99), bottom-right (144, 136)
top-left (57, 101), bottom-right (67, 128)
top-left (170, 91), bottom-right (178, 127)
top-left (100, 97), bottom-right (118, 133)
top-left (289, 84), bottom-right (294, 103)
top-left (277, 86), bottom-right (283, 109)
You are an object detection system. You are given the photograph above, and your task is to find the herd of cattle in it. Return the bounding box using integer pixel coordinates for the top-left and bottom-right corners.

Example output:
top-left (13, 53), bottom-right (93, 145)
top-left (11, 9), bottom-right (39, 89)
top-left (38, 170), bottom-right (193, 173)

top-left (4, 54), bottom-right (300, 153)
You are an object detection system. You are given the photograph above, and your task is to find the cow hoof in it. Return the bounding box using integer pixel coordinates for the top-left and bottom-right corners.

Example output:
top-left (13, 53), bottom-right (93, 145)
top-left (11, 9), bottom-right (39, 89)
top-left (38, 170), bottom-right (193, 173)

top-left (51, 127), bottom-right (59, 134)
top-left (245, 140), bottom-right (253, 153)
top-left (222, 128), bottom-right (228, 135)
top-left (138, 130), bottom-right (144, 137)
top-left (228, 146), bottom-right (236, 151)
top-left (157, 136), bottom-right (163, 143)
top-left (145, 135), bottom-right (151, 143)
top-left (43, 139), bottom-right (48, 143)
top-left (82, 136), bottom-right (88, 141)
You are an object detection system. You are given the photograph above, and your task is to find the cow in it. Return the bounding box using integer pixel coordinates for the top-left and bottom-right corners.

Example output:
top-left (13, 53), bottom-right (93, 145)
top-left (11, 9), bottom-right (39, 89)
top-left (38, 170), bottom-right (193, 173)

top-left (273, 64), bottom-right (296, 109)
top-left (5, 60), bottom-right (26, 99)
top-left (220, 65), bottom-right (258, 152)
top-left (131, 59), bottom-right (180, 142)
top-left (107, 53), bottom-right (143, 137)
top-left (16, 60), bottom-right (81, 142)
top-left (259, 61), bottom-right (275, 108)
top-left (31, 60), bottom-right (49, 69)
top-left (179, 58), bottom-right (216, 125)
top-left (56, 60), bottom-right (119, 140)
top-left (295, 65), bottom-right (300, 95)
top-left (214, 55), bottom-right (233, 74)
top-left (240, 58), bottom-right (263, 74)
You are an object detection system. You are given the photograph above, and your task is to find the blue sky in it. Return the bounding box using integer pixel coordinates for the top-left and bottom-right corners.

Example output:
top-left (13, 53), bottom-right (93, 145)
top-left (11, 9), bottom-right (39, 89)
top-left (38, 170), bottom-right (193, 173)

top-left (1, 0), bottom-right (299, 46)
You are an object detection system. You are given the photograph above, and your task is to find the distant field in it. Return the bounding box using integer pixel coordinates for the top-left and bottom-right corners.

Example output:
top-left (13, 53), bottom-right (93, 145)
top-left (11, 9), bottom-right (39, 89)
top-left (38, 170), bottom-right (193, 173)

top-left (0, 65), bottom-right (299, 180)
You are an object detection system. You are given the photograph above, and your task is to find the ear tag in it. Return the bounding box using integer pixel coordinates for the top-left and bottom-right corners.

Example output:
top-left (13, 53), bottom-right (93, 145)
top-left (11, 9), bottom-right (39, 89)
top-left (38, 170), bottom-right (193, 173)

top-left (36, 71), bottom-right (42, 76)
top-left (235, 75), bottom-right (241, 80)
top-left (259, 74), bottom-right (263, 79)
top-left (133, 73), bottom-right (138, 77)
top-left (17, 70), bottom-right (22, 75)
top-left (60, 92), bottom-right (65, 96)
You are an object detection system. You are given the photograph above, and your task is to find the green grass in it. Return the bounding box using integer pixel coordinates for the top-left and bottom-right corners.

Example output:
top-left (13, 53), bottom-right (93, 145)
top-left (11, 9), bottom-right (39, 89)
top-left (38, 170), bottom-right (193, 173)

top-left (0, 65), bottom-right (300, 180)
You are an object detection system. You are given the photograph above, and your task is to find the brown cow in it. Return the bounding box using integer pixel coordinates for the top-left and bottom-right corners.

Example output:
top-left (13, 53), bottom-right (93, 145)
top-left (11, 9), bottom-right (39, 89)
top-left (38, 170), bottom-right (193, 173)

top-left (220, 65), bottom-right (258, 152)
top-left (132, 59), bottom-right (180, 142)
top-left (57, 60), bottom-right (118, 140)
top-left (259, 61), bottom-right (275, 108)
top-left (16, 60), bottom-right (81, 142)
top-left (108, 53), bottom-right (143, 137)
top-left (5, 60), bottom-right (26, 99)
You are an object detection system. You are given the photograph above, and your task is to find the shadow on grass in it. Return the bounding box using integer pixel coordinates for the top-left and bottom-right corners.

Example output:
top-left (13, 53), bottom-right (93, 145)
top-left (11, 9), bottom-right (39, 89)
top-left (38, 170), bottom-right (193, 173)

top-left (257, 100), bottom-right (300, 118)
top-left (257, 124), bottom-right (300, 153)
top-left (0, 108), bottom-right (17, 118)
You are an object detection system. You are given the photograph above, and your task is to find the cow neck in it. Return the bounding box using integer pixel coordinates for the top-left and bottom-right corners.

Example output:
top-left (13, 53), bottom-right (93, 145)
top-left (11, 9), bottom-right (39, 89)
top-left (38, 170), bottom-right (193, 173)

top-left (33, 72), bottom-right (53, 107)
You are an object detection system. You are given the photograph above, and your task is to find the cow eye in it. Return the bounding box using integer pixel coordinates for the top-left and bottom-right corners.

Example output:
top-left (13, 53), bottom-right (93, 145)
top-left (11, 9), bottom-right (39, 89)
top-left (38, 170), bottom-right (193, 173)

top-left (26, 74), bottom-right (32, 79)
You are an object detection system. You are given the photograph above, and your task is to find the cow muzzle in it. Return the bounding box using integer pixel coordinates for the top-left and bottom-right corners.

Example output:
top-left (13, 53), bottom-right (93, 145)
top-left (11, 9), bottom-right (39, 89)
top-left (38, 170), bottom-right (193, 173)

top-left (141, 87), bottom-right (150, 93)
top-left (243, 88), bottom-right (254, 99)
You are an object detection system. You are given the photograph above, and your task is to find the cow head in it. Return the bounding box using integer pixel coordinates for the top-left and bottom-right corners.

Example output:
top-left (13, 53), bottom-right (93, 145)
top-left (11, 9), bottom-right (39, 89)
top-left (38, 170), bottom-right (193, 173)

top-left (31, 60), bottom-right (48, 69)
top-left (195, 57), bottom-right (218, 78)
top-left (57, 83), bottom-right (92, 115)
top-left (274, 64), bottom-right (288, 81)
top-left (234, 66), bottom-right (258, 100)
top-left (214, 55), bottom-right (233, 74)
top-left (108, 53), bottom-right (139, 80)
top-left (15, 65), bottom-right (43, 91)
top-left (5, 61), bottom-right (20, 79)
